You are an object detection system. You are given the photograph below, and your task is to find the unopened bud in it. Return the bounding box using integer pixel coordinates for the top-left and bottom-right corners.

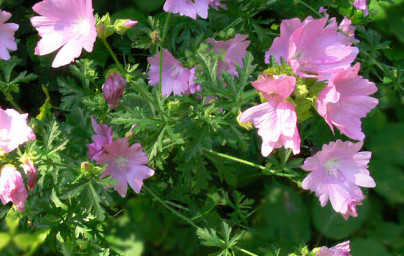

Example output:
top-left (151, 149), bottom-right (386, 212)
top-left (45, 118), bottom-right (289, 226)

top-left (114, 19), bottom-right (138, 34)
top-left (22, 159), bottom-right (37, 190)
top-left (102, 71), bottom-right (127, 110)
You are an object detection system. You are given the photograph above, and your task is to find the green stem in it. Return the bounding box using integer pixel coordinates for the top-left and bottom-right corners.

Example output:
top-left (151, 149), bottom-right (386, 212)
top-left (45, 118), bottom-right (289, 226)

top-left (235, 246), bottom-right (259, 256)
top-left (204, 148), bottom-right (296, 178)
top-left (205, 148), bottom-right (266, 170)
top-left (299, 1), bottom-right (323, 18)
top-left (101, 38), bottom-right (125, 74)
top-left (142, 185), bottom-right (198, 229)
top-left (3, 91), bottom-right (23, 112)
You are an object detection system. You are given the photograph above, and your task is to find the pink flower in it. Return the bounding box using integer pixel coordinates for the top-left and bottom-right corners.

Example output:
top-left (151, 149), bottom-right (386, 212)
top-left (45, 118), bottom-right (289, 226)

top-left (316, 63), bottom-right (378, 141)
top-left (353, 0), bottom-right (369, 16)
top-left (147, 49), bottom-right (199, 97)
top-left (0, 10), bottom-right (18, 60)
top-left (239, 74), bottom-right (300, 156)
top-left (338, 17), bottom-right (359, 45)
top-left (30, 0), bottom-right (97, 68)
top-left (317, 241), bottom-right (351, 256)
top-left (163, 0), bottom-right (210, 19)
top-left (265, 17), bottom-right (358, 78)
top-left (301, 140), bottom-right (375, 219)
top-left (207, 34), bottom-right (250, 76)
top-left (0, 108), bottom-right (36, 154)
top-left (0, 166), bottom-right (28, 212)
top-left (251, 73), bottom-right (296, 102)
top-left (102, 72), bottom-right (127, 109)
top-left (97, 137), bottom-right (154, 197)
top-left (22, 159), bottom-right (37, 190)
top-left (87, 117), bottom-right (113, 162)
top-left (240, 101), bottom-right (301, 157)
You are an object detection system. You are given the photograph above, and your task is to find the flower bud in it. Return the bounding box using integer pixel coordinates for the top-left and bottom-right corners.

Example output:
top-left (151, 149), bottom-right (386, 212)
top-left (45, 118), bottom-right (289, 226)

top-left (102, 71), bottom-right (127, 110)
top-left (96, 13), bottom-right (114, 39)
top-left (0, 166), bottom-right (28, 212)
top-left (114, 19), bottom-right (138, 34)
top-left (22, 159), bottom-right (37, 190)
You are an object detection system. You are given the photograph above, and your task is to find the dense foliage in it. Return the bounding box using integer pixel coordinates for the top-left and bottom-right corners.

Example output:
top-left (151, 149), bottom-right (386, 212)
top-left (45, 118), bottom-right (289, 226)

top-left (0, 0), bottom-right (403, 255)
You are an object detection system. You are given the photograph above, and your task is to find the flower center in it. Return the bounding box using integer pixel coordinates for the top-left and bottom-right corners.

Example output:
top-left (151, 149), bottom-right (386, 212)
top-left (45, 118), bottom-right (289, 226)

top-left (170, 66), bottom-right (182, 78)
top-left (115, 156), bottom-right (129, 170)
top-left (74, 18), bottom-right (91, 35)
top-left (324, 159), bottom-right (339, 177)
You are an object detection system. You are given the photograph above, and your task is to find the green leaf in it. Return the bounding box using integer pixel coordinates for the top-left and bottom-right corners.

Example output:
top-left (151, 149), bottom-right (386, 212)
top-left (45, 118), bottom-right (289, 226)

top-left (13, 229), bottom-right (50, 255)
top-left (368, 123), bottom-right (404, 165)
top-left (312, 197), bottom-right (368, 240)
top-left (0, 233), bottom-right (11, 250)
top-left (370, 159), bottom-right (404, 204)
top-left (5, 209), bottom-right (19, 234)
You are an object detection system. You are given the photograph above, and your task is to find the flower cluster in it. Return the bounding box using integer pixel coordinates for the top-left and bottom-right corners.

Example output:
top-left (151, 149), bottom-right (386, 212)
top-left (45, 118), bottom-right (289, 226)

top-left (88, 118), bottom-right (154, 197)
top-left (0, 108), bottom-right (36, 211)
top-left (239, 12), bottom-right (377, 218)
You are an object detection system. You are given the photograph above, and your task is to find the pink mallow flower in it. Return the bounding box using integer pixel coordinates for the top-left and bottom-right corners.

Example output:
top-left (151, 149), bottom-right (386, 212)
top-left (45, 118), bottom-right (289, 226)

top-left (22, 159), bottom-right (37, 190)
top-left (317, 241), bottom-right (351, 256)
top-left (264, 16), bottom-right (358, 79)
top-left (0, 10), bottom-right (19, 60)
top-left (163, 0), bottom-right (210, 19)
top-left (302, 140), bottom-right (375, 219)
top-left (30, 0), bottom-right (97, 68)
top-left (97, 137), bottom-right (154, 197)
top-left (239, 74), bottom-right (300, 156)
top-left (316, 63), bottom-right (378, 141)
top-left (353, 0), bottom-right (369, 16)
top-left (0, 166), bottom-right (28, 212)
top-left (0, 108), bottom-right (36, 154)
top-left (102, 72), bottom-right (127, 109)
top-left (87, 117), bottom-right (113, 162)
top-left (207, 34), bottom-right (250, 77)
top-left (148, 49), bottom-right (200, 97)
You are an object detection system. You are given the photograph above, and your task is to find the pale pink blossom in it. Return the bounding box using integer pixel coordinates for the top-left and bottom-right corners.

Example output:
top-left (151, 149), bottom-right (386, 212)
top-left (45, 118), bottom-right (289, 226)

top-left (22, 159), bottom-right (37, 190)
top-left (302, 140), bottom-right (375, 219)
top-left (87, 117), bottom-right (113, 162)
top-left (163, 0), bottom-right (210, 19)
top-left (240, 73), bottom-right (300, 156)
top-left (0, 166), bottom-right (28, 212)
top-left (316, 63), bottom-right (378, 141)
top-left (353, 0), bottom-right (369, 16)
top-left (30, 0), bottom-right (97, 68)
top-left (97, 137), bottom-right (154, 197)
top-left (207, 34), bottom-right (250, 76)
top-left (147, 49), bottom-right (199, 97)
top-left (265, 17), bottom-right (358, 78)
top-left (317, 241), bottom-right (351, 256)
top-left (251, 73), bottom-right (296, 102)
top-left (102, 72), bottom-right (127, 109)
top-left (0, 10), bottom-right (18, 60)
top-left (240, 101), bottom-right (300, 157)
top-left (0, 108), bottom-right (36, 154)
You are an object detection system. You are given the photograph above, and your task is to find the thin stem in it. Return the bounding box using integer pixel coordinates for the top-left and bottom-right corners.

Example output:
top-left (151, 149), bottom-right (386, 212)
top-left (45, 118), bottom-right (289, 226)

top-left (205, 148), bottom-right (266, 170)
top-left (235, 246), bottom-right (259, 256)
top-left (204, 148), bottom-right (297, 178)
top-left (101, 38), bottom-right (125, 74)
top-left (142, 185), bottom-right (198, 229)
top-left (3, 91), bottom-right (23, 112)
top-left (299, 1), bottom-right (323, 18)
